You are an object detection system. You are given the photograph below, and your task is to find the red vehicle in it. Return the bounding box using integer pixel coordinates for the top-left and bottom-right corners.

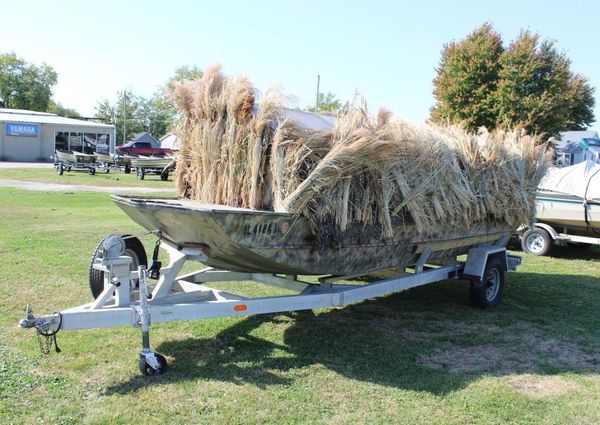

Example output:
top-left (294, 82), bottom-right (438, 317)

top-left (115, 141), bottom-right (172, 156)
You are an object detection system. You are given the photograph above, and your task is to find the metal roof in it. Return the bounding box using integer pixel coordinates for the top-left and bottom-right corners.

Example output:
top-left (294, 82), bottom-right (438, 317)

top-left (129, 132), bottom-right (160, 146)
top-left (0, 108), bottom-right (114, 129)
top-left (556, 131), bottom-right (600, 153)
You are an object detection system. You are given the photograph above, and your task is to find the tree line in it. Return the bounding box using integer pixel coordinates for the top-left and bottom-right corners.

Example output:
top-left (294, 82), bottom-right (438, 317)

top-left (0, 25), bottom-right (595, 144)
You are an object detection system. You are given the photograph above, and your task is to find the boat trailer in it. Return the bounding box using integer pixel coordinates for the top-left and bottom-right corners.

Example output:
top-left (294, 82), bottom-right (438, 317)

top-left (20, 235), bottom-right (520, 376)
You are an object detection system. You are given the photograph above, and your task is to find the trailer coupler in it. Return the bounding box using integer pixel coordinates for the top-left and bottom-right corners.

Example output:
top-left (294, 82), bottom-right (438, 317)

top-left (19, 305), bottom-right (62, 354)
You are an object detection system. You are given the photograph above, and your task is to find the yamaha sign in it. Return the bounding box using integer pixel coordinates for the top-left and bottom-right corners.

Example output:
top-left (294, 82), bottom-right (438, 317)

top-left (6, 123), bottom-right (39, 137)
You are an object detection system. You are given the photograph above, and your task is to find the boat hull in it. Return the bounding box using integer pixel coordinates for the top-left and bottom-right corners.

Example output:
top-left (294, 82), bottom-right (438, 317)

top-left (131, 157), bottom-right (175, 169)
top-left (536, 191), bottom-right (600, 234)
top-left (111, 196), bottom-right (514, 275)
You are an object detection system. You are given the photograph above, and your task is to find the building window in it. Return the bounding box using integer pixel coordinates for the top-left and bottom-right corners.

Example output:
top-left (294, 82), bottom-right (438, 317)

top-left (55, 131), bottom-right (69, 151)
top-left (83, 133), bottom-right (98, 154)
top-left (97, 133), bottom-right (111, 153)
top-left (69, 132), bottom-right (83, 152)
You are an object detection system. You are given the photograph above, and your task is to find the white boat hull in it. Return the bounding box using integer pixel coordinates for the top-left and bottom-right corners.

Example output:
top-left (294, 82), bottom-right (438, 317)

top-left (536, 192), bottom-right (600, 234)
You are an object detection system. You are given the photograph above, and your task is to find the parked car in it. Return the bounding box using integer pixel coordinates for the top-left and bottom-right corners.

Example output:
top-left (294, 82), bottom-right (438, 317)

top-left (115, 141), bottom-right (172, 156)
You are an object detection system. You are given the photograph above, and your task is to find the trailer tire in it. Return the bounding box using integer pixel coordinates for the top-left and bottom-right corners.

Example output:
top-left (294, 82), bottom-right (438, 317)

top-left (469, 257), bottom-right (504, 309)
top-left (89, 234), bottom-right (148, 299)
top-left (88, 167), bottom-right (96, 176)
top-left (137, 168), bottom-right (145, 180)
top-left (160, 171), bottom-right (169, 181)
top-left (521, 228), bottom-right (552, 256)
top-left (124, 164), bottom-right (131, 174)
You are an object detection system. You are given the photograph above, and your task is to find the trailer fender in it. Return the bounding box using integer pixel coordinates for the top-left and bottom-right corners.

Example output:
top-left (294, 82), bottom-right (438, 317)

top-left (533, 223), bottom-right (559, 240)
top-left (461, 246), bottom-right (508, 279)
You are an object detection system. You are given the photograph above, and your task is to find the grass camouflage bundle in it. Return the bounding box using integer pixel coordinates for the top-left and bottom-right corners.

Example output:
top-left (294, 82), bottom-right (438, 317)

top-left (172, 66), bottom-right (550, 239)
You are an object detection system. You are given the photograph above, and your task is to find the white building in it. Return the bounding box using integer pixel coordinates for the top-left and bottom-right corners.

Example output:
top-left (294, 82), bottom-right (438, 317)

top-left (0, 109), bottom-right (115, 162)
top-left (159, 132), bottom-right (179, 150)
top-left (554, 131), bottom-right (600, 167)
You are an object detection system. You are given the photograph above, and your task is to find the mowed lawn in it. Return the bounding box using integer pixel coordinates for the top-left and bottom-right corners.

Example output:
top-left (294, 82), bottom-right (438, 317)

top-left (0, 167), bottom-right (176, 189)
top-left (1, 186), bottom-right (599, 424)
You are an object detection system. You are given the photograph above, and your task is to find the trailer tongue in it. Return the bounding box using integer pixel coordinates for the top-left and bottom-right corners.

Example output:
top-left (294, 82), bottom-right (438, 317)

top-left (20, 232), bottom-right (520, 376)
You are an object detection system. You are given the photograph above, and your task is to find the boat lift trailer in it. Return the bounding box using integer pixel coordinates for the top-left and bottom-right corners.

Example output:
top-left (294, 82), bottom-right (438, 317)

top-left (20, 239), bottom-right (520, 375)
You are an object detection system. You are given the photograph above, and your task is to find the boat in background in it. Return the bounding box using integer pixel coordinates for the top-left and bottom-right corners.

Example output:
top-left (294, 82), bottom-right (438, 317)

top-left (536, 160), bottom-right (600, 234)
top-left (521, 160), bottom-right (600, 255)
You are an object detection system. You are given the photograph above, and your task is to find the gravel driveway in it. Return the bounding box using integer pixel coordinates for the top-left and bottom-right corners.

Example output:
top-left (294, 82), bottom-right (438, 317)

top-left (0, 178), bottom-right (171, 193)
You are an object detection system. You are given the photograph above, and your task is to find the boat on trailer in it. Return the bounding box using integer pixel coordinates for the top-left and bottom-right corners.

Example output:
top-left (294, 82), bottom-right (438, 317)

top-left (20, 194), bottom-right (520, 376)
top-left (130, 157), bottom-right (176, 180)
top-left (521, 160), bottom-right (600, 255)
top-left (112, 195), bottom-right (515, 275)
top-left (535, 161), bottom-right (600, 233)
top-left (53, 150), bottom-right (98, 175)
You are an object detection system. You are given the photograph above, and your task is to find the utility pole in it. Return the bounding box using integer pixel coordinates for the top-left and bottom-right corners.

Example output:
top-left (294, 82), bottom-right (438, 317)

top-left (315, 74), bottom-right (320, 112)
top-left (122, 91), bottom-right (128, 145)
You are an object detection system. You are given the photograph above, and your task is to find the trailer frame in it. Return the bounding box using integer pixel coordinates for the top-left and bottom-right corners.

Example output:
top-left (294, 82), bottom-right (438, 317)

top-left (20, 239), bottom-right (520, 375)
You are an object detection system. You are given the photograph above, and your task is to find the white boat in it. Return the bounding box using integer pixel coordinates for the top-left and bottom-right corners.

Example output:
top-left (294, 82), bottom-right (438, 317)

top-left (536, 160), bottom-right (600, 235)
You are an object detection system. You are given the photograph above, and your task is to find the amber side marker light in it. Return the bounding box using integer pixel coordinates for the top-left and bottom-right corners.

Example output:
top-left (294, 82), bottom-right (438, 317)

top-left (234, 304), bottom-right (248, 312)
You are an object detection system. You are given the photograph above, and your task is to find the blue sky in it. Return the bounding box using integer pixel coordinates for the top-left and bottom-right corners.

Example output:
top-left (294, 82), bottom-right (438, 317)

top-left (1, 0), bottom-right (598, 130)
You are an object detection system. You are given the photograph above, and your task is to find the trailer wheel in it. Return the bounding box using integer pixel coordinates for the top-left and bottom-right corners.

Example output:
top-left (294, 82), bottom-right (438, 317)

top-left (56, 164), bottom-right (64, 175)
top-left (521, 228), bottom-right (552, 256)
top-left (88, 167), bottom-right (96, 176)
top-left (139, 352), bottom-right (167, 376)
top-left (160, 171), bottom-right (169, 181)
top-left (124, 164), bottom-right (131, 174)
top-left (470, 257), bottom-right (504, 309)
top-left (137, 168), bottom-right (145, 180)
top-left (88, 234), bottom-right (148, 299)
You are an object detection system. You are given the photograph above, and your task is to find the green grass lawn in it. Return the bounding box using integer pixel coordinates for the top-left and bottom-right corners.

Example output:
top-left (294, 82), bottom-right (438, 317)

top-left (1, 186), bottom-right (599, 424)
top-left (0, 167), bottom-right (176, 189)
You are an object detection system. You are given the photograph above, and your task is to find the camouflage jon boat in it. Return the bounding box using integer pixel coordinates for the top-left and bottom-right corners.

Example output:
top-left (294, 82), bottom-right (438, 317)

top-left (130, 156), bottom-right (176, 169)
top-left (112, 195), bottom-right (513, 275)
top-left (55, 150), bottom-right (97, 164)
top-left (94, 152), bottom-right (115, 164)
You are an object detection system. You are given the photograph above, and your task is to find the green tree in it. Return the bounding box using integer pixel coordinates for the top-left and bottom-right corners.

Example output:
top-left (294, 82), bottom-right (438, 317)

top-left (0, 52), bottom-right (57, 111)
top-left (167, 65), bottom-right (203, 90)
top-left (95, 66), bottom-right (204, 144)
top-left (307, 91), bottom-right (343, 113)
top-left (48, 101), bottom-right (81, 118)
top-left (496, 31), bottom-right (594, 134)
top-left (95, 91), bottom-right (146, 144)
top-left (431, 25), bottom-right (595, 134)
top-left (431, 23), bottom-right (503, 131)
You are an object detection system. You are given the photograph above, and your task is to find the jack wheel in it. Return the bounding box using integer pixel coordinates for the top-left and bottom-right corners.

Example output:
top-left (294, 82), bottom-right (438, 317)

top-left (139, 352), bottom-right (167, 376)
top-left (56, 164), bottom-right (64, 175)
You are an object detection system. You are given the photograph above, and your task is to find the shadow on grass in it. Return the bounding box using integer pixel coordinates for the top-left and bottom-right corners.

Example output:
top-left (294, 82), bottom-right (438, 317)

top-left (545, 244), bottom-right (600, 261)
top-left (105, 271), bottom-right (600, 396)
top-left (515, 243), bottom-right (600, 261)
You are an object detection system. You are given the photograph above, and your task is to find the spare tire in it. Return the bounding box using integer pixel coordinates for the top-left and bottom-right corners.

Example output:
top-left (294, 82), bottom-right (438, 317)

top-left (88, 234), bottom-right (147, 299)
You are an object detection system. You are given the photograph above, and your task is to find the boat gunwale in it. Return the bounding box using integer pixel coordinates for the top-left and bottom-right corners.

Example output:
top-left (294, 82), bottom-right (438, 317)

top-left (110, 194), bottom-right (291, 217)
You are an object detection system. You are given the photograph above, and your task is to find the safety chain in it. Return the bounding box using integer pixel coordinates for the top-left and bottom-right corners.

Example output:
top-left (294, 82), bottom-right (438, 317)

top-left (36, 312), bottom-right (62, 354)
